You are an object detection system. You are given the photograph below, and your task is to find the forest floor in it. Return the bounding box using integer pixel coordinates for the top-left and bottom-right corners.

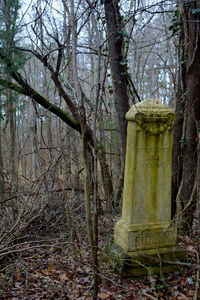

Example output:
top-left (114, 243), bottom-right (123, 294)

top-left (0, 212), bottom-right (199, 300)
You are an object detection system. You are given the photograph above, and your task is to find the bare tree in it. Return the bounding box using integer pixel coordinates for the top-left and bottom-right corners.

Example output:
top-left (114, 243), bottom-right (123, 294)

top-left (104, 0), bottom-right (130, 162)
top-left (172, 1), bottom-right (200, 227)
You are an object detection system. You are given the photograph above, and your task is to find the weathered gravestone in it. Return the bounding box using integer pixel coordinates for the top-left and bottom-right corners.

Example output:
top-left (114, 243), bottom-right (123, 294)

top-left (114, 98), bottom-right (186, 277)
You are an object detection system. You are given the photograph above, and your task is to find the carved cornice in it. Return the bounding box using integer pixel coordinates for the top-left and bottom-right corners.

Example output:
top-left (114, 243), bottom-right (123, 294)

top-left (134, 112), bottom-right (175, 135)
top-left (126, 99), bottom-right (175, 136)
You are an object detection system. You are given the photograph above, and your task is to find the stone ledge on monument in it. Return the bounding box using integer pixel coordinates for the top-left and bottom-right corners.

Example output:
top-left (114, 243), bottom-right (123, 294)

top-left (114, 219), bottom-right (177, 252)
top-left (110, 244), bottom-right (187, 278)
top-left (126, 98), bottom-right (175, 121)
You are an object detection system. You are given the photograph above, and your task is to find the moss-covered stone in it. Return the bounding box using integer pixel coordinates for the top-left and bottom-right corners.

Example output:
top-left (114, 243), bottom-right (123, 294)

top-left (110, 245), bottom-right (186, 278)
top-left (113, 99), bottom-right (186, 277)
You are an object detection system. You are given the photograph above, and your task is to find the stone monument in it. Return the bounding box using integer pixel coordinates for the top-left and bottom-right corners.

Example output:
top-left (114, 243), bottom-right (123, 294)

top-left (114, 98), bottom-right (186, 277)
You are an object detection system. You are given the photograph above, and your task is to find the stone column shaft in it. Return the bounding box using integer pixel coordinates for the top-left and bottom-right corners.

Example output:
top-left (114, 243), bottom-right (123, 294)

top-left (114, 99), bottom-right (176, 253)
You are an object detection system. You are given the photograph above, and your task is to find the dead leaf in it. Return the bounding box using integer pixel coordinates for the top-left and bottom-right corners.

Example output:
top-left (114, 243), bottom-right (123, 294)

top-left (177, 292), bottom-right (189, 299)
top-left (142, 289), bottom-right (157, 300)
top-left (97, 292), bottom-right (111, 299)
top-left (33, 271), bottom-right (42, 278)
top-left (187, 246), bottom-right (196, 253)
top-left (185, 236), bottom-right (191, 243)
top-left (41, 265), bottom-right (55, 275)
top-left (187, 290), bottom-right (195, 297)
top-left (76, 267), bottom-right (84, 273)
top-left (60, 273), bottom-right (69, 282)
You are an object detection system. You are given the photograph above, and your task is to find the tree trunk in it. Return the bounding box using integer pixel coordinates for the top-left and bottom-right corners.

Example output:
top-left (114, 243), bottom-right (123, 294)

top-left (182, 2), bottom-right (200, 226)
top-left (0, 93), bottom-right (5, 209)
top-left (70, 1), bottom-right (99, 297)
top-left (172, 28), bottom-right (186, 217)
top-left (174, 2), bottom-right (200, 227)
top-left (8, 86), bottom-right (17, 185)
top-left (98, 146), bottom-right (114, 211)
top-left (104, 0), bottom-right (130, 161)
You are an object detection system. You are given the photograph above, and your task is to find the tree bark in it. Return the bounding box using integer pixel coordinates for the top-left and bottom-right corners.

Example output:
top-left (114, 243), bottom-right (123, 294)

top-left (0, 93), bottom-right (5, 209)
top-left (174, 2), bottom-right (200, 226)
top-left (172, 28), bottom-right (186, 217)
top-left (182, 2), bottom-right (200, 226)
top-left (104, 0), bottom-right (130, 161)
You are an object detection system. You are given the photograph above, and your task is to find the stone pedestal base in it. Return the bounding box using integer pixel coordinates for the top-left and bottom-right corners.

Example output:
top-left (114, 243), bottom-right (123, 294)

top-left (114, 219), bottom-right (177, 252)
top-left (112, 219), bottom-right (186, 277)
top-left (111, 245), bottom-right (186, 278)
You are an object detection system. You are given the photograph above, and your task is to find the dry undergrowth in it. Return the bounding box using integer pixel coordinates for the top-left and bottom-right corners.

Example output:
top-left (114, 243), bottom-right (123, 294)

top-left (0, 177), bottom-right (199, 299)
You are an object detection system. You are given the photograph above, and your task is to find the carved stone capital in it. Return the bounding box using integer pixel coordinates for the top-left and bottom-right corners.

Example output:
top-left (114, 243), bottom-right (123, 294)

top-left (126, 99), bottom-right (175, 136)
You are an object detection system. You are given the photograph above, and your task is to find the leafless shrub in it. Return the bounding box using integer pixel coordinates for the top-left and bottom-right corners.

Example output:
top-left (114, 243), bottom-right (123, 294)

top-left (0, 173), bottom-right (85, 264)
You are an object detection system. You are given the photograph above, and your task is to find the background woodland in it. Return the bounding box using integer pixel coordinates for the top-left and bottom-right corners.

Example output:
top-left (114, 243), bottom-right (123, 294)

top-left (0, 0), bottom-right (200, 299)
